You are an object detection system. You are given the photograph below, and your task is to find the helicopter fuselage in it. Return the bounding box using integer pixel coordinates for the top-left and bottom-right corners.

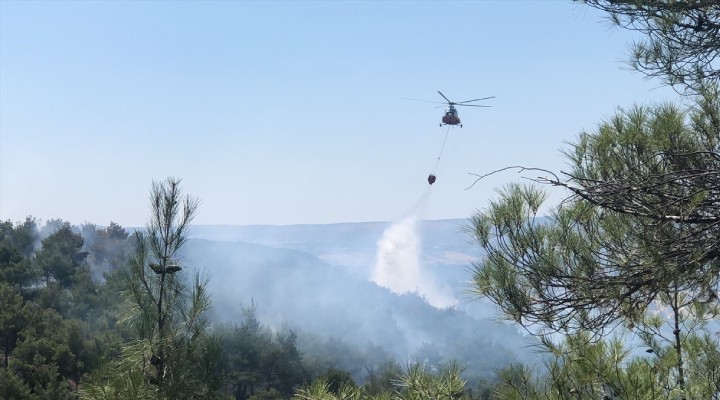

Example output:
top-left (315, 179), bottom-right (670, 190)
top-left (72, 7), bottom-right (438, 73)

top-left (441, 105), bottom-right (461, 127)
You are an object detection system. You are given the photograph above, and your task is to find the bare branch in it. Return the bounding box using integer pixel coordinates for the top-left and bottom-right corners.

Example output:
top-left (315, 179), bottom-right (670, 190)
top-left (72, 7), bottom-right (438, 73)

top-left (465, 166), bottom-right (561, 190)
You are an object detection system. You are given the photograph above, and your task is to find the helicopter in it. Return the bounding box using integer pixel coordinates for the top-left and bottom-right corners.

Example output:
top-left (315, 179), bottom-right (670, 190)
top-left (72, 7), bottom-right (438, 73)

top-left (437, 91), bottom-right (494, 127)
top-left (405, 91), bottom-right (494, 127)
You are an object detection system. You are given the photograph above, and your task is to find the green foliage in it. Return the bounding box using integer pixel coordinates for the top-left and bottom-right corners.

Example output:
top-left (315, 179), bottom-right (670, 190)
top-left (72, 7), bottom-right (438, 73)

top-left (221, 303), bottom-right (309, 399)
top-left (395, 362), bottom-right (469, 400)
top-left (362, 362), bottom-right (402, 397)
top-left (0, 367), bottom-right (34, 400)
top-left (0, 218), bottom-right (104, 397)
top-left (493, 320), bottom-right (720, 400)
top-left (315, 368), bottom-right (356, 395)
top-left (294, 379), bottom-right (347, 400)
top-left (0, 230), bottom-right (35, 289)
top-left (299, 334), bottom-right (391, 384)
top-left (34, 223), bottom-right (87, 288)
top-left (81, 222), bottom-right (132, 280)
top-left (469, 60), bottom-right (718, 399)
top-left (248, 388), bottom-right (285, 400)
top-left (13, 306), bottom-right (73, 376)
top-left (0, 282), bottom-right (26, 368)
top-left (293, 363), bottom-right (470, 400)
top-left (81, 177), bottom-right (226, 400)
top-left (471, 91), bottom-right (720, 334)
top-left (582, 1), bottom-right (720, 92)
top-left (9, 351), bottom-right (74, 399)
top-left (493, 363), bottom-right (542, 400)
top-left (0, 217), bottom-right (39, 258)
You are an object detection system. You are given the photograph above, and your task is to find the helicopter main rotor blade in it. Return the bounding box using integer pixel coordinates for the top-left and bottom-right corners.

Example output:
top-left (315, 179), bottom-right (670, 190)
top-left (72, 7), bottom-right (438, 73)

top-left (402, 97), bottom-right (447, 105)
top-left (457, 96), bottom-right (496, 104)
top-left (437, 91), bottom-right (453, 104)
top-left (455, 104), bottom-right (492, 107)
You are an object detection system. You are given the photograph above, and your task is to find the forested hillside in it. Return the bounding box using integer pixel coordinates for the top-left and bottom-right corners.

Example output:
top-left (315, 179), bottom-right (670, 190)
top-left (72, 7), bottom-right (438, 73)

top-left (0, 210), bottom-right (528, 399)
top-left (182, 238), bottom-right (531, 380)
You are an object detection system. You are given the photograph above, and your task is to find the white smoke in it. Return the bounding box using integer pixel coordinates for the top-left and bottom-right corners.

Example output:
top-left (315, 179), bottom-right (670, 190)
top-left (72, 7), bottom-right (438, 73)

top-left (371, 211), bottom-right (458, 309)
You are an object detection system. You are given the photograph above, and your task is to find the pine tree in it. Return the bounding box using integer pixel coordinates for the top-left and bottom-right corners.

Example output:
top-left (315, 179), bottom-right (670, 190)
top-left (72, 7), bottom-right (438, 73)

top-left (82, 178), bottom-right (226, 399)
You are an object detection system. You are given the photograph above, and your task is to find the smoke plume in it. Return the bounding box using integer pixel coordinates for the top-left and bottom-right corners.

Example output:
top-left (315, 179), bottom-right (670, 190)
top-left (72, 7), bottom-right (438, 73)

top-left (371, 211), bottom-right (458, 308)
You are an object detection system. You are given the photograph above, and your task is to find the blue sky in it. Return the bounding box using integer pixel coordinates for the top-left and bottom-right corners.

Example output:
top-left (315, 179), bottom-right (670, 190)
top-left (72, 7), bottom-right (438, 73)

top-left (0, 1), bottom-right (678, 227)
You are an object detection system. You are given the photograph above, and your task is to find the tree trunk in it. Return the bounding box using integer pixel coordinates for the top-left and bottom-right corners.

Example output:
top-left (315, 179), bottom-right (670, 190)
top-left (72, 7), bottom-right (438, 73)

top-left (672, 289), bottom-right (686, 398)
top-left (3, 334), bottom-right (8, 369)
